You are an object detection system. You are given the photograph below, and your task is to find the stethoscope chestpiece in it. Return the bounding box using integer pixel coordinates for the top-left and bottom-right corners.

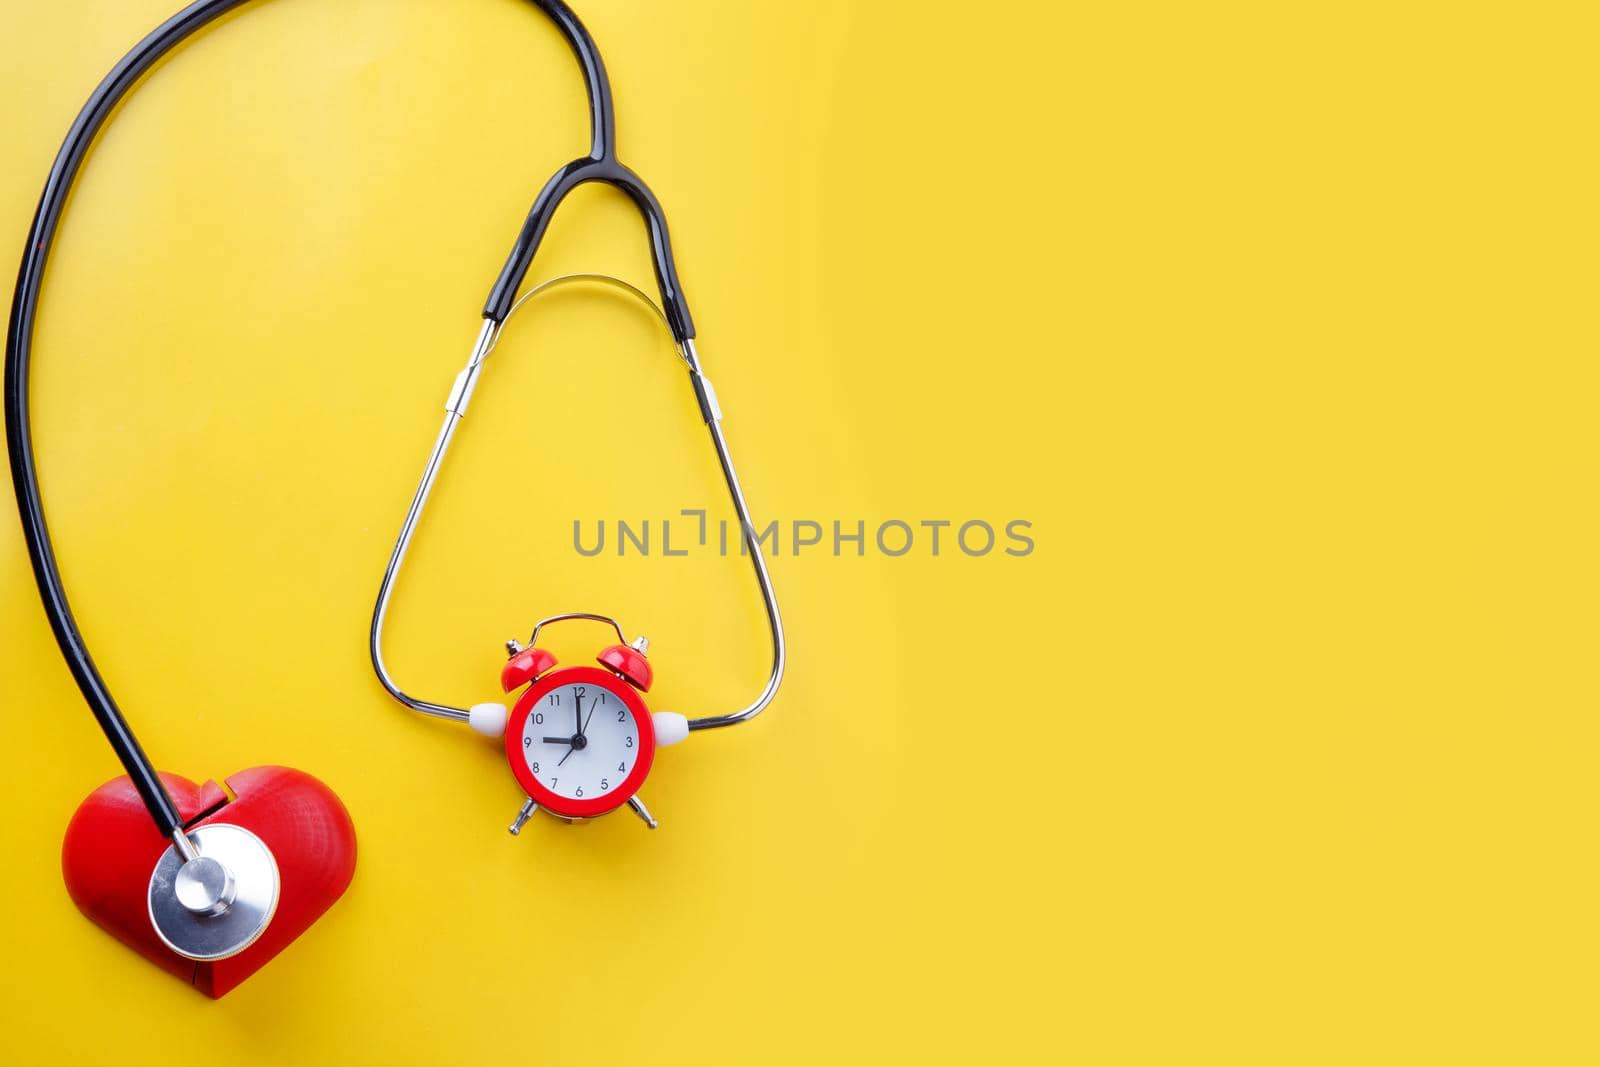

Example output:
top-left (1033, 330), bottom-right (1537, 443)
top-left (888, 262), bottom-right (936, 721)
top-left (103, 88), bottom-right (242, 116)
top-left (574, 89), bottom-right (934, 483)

top-left (147, 824), bottom-right (280, 961)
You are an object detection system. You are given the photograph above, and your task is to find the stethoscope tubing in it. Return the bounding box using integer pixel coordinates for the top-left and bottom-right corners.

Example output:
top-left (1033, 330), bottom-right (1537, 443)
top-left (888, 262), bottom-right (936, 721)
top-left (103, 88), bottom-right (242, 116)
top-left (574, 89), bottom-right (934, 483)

top-left (2, 0), bottom-right (691, 840)
top-left (4, 0), bottom-right (262, 838)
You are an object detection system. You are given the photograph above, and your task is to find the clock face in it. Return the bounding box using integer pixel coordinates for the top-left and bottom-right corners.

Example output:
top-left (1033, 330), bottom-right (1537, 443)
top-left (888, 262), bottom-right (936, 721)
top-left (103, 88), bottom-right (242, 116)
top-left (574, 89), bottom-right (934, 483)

top-left (516, 675), bottom-right (645, 809)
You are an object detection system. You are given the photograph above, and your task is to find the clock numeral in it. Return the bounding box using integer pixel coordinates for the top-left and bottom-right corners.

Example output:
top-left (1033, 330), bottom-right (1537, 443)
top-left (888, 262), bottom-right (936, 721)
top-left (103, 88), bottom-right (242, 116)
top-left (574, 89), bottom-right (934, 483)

top-left (531, 762), bottom-right (540, 773)
top-left (625, 735), bottom-right (634, 748)
top-left (600, 778), bottom-right (609, 791)
top-left (574, 685), bottom-right (587, 698)
top-left (548, 693), bottom-right (560, 706)
top-left (618, 761), bottom-right (626, 772)
top-left (534, 712), bottom-right (544, 724)
top-left (523, 737), bottom-right (532, 748)
top-left (617, 710), bottom-right (625, 722)
top-left (549, 777), bottom-right (557, 788)
top-left (575, 786), bottom-right (584, 798)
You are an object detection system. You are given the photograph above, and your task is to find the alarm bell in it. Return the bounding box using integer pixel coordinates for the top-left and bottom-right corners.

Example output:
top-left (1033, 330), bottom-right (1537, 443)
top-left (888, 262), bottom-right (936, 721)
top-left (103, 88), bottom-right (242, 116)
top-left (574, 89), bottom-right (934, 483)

top-left (501, 646), bottom-right (557, 692)
top-left (597, 642), bottom-right (652, 691)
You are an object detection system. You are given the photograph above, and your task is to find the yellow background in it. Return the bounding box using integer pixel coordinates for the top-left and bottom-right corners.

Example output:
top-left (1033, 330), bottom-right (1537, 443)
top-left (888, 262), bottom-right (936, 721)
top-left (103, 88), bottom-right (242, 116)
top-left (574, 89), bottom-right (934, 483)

top-left (0, 1), bottom-right (1594, 1063)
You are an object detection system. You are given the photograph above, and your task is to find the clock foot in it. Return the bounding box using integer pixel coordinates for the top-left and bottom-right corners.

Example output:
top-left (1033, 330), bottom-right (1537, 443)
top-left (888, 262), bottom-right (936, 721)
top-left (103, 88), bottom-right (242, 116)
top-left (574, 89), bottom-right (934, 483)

top-left (627, 795), bottom-right (658, 830)
top-left (509, 797), bottom-right (537, 835)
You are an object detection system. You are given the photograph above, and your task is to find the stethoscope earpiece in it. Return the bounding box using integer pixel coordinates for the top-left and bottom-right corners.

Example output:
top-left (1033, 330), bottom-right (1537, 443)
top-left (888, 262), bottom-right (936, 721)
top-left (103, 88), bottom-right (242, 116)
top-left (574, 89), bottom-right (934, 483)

top-left (148, 824), bottom-right (280, 962)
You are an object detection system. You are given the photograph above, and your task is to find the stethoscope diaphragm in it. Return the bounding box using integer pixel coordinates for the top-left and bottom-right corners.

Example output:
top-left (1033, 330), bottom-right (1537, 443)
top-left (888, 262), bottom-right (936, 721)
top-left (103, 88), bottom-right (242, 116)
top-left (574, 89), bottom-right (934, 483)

top-left (148, 823), bottom-right (280, 962)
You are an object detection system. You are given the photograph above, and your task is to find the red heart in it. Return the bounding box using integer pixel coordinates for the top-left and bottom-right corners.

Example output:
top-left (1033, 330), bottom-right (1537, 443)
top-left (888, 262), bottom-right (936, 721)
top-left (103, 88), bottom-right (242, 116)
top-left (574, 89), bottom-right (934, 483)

top-left (62, 766), bottom-right (356, 998)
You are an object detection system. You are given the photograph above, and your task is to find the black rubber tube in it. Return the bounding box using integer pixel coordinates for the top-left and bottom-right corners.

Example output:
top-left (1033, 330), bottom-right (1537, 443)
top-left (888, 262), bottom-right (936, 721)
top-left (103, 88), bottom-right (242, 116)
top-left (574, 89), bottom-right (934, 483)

top-left (4, 0), bottom-right (685, 837)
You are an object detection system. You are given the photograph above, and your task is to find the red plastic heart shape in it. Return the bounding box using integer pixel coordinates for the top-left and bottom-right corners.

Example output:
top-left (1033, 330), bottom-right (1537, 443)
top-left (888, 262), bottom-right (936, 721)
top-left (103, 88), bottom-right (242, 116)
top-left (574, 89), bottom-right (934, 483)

top-left (62, 766), bottom-right (356, 998)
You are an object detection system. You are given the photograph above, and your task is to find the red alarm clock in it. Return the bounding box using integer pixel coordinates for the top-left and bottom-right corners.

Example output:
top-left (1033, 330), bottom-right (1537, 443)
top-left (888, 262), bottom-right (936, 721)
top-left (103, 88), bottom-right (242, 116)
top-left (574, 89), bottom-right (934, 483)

top-left (469, 614), bottom-right (689, 833)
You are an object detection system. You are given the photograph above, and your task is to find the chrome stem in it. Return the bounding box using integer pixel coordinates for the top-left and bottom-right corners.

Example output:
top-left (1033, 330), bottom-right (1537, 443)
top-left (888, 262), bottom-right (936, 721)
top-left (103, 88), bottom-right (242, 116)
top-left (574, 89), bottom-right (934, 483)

top-left (681, 338), bottom-right (786, 730)
top-left (171, 829), bottom-right (201, 865)
top-left (368, 321), bottom-right (495, 723)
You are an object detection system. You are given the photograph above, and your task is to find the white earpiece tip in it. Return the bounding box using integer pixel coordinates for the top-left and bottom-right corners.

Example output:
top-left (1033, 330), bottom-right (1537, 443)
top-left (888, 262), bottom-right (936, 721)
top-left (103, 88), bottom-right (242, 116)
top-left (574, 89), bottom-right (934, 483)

top-left (653, 712), bottom-right (689, 747)
top-left (469, 702), bottom-right (508, 738)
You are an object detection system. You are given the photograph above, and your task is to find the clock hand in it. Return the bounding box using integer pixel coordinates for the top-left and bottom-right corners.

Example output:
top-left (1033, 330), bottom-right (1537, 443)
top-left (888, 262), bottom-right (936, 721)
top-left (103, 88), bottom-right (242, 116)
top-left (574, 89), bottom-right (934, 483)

top-left (542, 736), bottom-right (574, 745)
top-left (580, 704), bottom-right (596, 736)
top-left (574, 693), bottom-right (583, 738)
top-left (557, 744), bottom-right (577, 767)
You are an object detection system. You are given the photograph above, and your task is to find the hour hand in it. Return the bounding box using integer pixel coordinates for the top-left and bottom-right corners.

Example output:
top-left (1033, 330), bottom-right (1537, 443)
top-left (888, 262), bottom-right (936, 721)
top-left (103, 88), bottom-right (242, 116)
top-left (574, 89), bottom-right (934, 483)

top-left (542, 736), bottom-right (574, 745)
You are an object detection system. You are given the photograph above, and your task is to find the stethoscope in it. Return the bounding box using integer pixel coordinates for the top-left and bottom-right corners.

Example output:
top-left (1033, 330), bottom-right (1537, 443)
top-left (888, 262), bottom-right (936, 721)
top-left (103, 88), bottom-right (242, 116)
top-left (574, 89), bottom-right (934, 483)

top-left (6, 0), bottom-right (783, 971)
top-left (370, 266), bottom-right (785, 833)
